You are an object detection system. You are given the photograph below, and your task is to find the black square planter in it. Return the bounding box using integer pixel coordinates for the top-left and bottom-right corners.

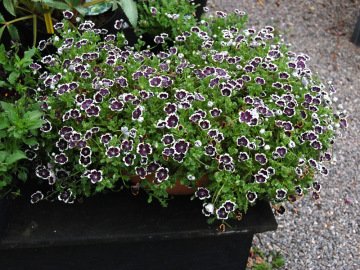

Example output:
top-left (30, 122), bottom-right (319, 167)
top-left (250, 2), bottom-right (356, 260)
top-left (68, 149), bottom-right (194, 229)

top-left (0, 191), bottom-right (277, 270)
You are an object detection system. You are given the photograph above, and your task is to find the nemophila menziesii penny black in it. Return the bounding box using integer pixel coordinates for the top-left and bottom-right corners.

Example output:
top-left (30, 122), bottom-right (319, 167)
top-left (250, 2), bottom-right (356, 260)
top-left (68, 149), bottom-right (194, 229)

top-left (29, 3), bottom-right (347, 223)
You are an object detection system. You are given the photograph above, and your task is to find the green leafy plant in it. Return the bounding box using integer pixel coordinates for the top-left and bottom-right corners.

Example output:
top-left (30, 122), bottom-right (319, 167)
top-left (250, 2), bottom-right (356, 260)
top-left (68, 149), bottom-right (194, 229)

top-left (136, 0), bottom-right (199, 39)
top-left (28, 6), bottom-right (347, 224)
top-left (0, 44), bottom-right (37, 99)
top-left (0, 0), bottom-right (138, 47)
top-left (0, 98), bottom-right (44, 197)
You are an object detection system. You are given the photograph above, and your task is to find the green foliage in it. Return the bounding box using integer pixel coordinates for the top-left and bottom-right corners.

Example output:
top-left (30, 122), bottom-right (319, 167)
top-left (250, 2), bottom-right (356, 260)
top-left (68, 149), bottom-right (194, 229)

top-left (136, 0), bottom-right (199, 38)
top-left (0, 0), bottom-right (138, 47)
top-left (0, 45), bottom-right (37, 98)
top-left (0, 98), bottom-right (44, 196)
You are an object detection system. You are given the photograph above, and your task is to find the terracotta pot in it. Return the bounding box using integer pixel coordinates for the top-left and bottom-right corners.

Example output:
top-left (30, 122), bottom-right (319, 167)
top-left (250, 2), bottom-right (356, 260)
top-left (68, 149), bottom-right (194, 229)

top-left (130, 174), bottom-right (209, 195)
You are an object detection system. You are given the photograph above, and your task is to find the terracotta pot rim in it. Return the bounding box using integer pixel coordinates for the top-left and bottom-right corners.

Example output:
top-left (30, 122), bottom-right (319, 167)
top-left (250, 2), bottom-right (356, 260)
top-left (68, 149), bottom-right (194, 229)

top-left (130, 174), bottom-right (209, 196)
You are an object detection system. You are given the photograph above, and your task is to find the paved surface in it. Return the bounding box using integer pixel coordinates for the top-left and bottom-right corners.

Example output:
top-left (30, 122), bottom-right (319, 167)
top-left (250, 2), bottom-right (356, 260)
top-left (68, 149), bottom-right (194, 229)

top-left (207, 1), bottom-right (360, 269)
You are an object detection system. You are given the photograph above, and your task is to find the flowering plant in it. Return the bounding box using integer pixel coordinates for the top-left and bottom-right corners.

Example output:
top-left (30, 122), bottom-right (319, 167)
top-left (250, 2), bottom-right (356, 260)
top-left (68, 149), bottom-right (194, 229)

top-left (30, 7), bottom-right (347, 222)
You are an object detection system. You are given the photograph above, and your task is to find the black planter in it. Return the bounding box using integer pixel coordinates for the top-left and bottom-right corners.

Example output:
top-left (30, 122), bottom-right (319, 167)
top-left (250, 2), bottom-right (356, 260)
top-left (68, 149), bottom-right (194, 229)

top-left (0, 198), bottom-right (11, 235)
top-left (0, 191), bottom-right (277, 270)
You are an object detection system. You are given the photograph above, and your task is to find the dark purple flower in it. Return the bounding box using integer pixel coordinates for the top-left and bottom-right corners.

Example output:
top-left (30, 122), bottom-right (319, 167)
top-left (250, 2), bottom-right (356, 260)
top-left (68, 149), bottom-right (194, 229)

top-left (71, 132), bottom-right (81, 142)
top-left (30, 191), bottom-right (44, 204)
top-left (147, 162), bottom-right (160, 174)
top-left (54, 153), bottom-right (68, 165)
top-left (174, 139), bottom-right (190, 155)
top-left (199, 120), bottom-right (211, 130)
top-left (308, 158), bottom-right (318, 168)
top-left (216, 207), bottom-right (228, 220)
top-left (85, 104), bottom-right (100, 117)
top-left (109, 99), bottom-right (124, 111)
top-left (56, 138), bottom-right (68, 152)
top-left (36, 166), bottom-right (50, 179)
top-left (137, 143), bottom-right (153, 156)
top-left (272, 82), bottom-right (283, 89)
top-left (115, 76), bottom-right (128, 88)
top-left (120, 139), bottom-right (133, 153)
top-left (40, 120), bottom-right (52, 133)
top-left (189, 113), bottom-right (202, 123)
top-left (216, 133), bottom-right (224, 143)
top-left (63, 10), bottom-right (73, 19)
top-left (238, 152), bottom-right (249, 162)
top-left (162, 147), bottom-right (174, 157)
top-left (154, 35), bottom-right (165, 44)
top-left (311, 86), bottom-right (321, 93)
top-left (104, 34), bottom-right (116, 42)
top-left (174, 89), bottom-right (188, 100)
top-left (219, 154), bottom-right (233, 164)
top-left (313, 181), bottom-right (321, 192)
top-left (255, 173), bottom-right (267, 183)
top-left (247, 191), bottom-right (257, 203)
top-left (150, 6), bottom-right (157, 15)
top-left (321, 152), bottom-right (332, 162)
top-left (255, 153), bottom-right (267, 165)
top-left (276, 189), bottom-right (287, 200)
top-left (132, 107), bottom-right (143, 120)
top-left (209, 77), bottom-right (220, 88)
top-left (25, 149), bottom-right (37, 160)
top-left (237, 136), bottom-right (249, 147)
top-left (161, 134), bottom-right (174, 145)
top-left (135, 167), bottom-right (147, 179)
top-left (267, 167), bottom-right (276, 176)
top-left (239, 110), bottom-right (255, 125)
top-left (283, 107), bottom-right (295, 117)
top-left (69, 109), bottom-right (81, 119)
top-left (255, 77), bottom-right (266, 85)
top-left (149, 76), bottom-right (162, 87)
top-left (158, 92), bottom-right (169, 99)
top-left (165, 113), bottom-right (179, 128)
top-left (77, 140), bottom-right (87, 148)
top-left (123, 154), bottom-right (136, 166)
top-left (155, 167), bottom-right (169, 183)
top-left (87, 169), bottom-right (103, 184)
top-left (311, 140), bottom-right (322, 150)
top-left (156, 120), bottom-right (166, 129)
top-left (220, 87), bottom-right (232, 97)
top-left (207, 129), bottom-right (218, 138)
top-left (195, 187), bottom-right (210, 200)
top-left (275, 146), bottom-right (287, 158)
top-left (295, 186), bottom-right (303, 196)
top-left (107, 146), bottom-right (120, 158)
top-left (114, 19), bottom-right (124, 30)
top-left (100, 133), bottom-right (112, 144)
top-left (320, 165), bottom-right (328, 176)
top-left (79, 146), bottom-right (91, 157)
top-left (275, 205), bottom-right (286, 215)
top-left (204, 145), bottom-right (216, 157)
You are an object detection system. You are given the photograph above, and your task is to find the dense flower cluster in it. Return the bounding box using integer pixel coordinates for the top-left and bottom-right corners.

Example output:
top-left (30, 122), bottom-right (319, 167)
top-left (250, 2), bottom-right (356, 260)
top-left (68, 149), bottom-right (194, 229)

top-left (29, 8), bottom-right (347, 221)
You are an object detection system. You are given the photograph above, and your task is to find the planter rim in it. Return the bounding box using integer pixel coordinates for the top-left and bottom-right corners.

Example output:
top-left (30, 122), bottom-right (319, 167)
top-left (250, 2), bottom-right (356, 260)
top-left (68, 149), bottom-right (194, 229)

top-left (0, 193), bottom-right (277, 250)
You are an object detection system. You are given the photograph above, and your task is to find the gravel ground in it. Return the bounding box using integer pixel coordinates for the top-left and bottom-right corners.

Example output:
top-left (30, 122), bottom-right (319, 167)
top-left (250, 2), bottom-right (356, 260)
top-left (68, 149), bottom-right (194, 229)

top-left (207, 0), bottom-right (360, 269)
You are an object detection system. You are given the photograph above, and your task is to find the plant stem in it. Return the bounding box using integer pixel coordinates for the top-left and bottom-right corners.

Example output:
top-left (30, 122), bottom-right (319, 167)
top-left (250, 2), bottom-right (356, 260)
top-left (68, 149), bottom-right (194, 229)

top-left (32, 15), bottom-right (37, 48)
top-left (1, 15), bottom-right (34, 26)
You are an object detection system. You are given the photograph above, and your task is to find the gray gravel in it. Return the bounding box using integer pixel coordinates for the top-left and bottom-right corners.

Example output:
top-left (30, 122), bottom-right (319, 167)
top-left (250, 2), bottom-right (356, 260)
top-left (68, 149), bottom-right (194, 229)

top-left (207, 0), bottom-right (360, 269)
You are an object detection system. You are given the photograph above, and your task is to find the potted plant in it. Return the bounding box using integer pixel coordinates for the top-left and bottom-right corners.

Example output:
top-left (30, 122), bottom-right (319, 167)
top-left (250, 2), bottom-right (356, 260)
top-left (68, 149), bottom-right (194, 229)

top-left (0, 44), bottom-right (44, 231)
top-left (25, 6), bottom-right (347, 221)
top-left (0, 4), bottom-right (348, 270)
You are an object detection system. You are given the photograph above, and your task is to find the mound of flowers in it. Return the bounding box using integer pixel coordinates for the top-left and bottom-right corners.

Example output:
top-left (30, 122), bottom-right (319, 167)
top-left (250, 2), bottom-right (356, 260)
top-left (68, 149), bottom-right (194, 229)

top-left (29, 9), bottom-right (347, 221)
